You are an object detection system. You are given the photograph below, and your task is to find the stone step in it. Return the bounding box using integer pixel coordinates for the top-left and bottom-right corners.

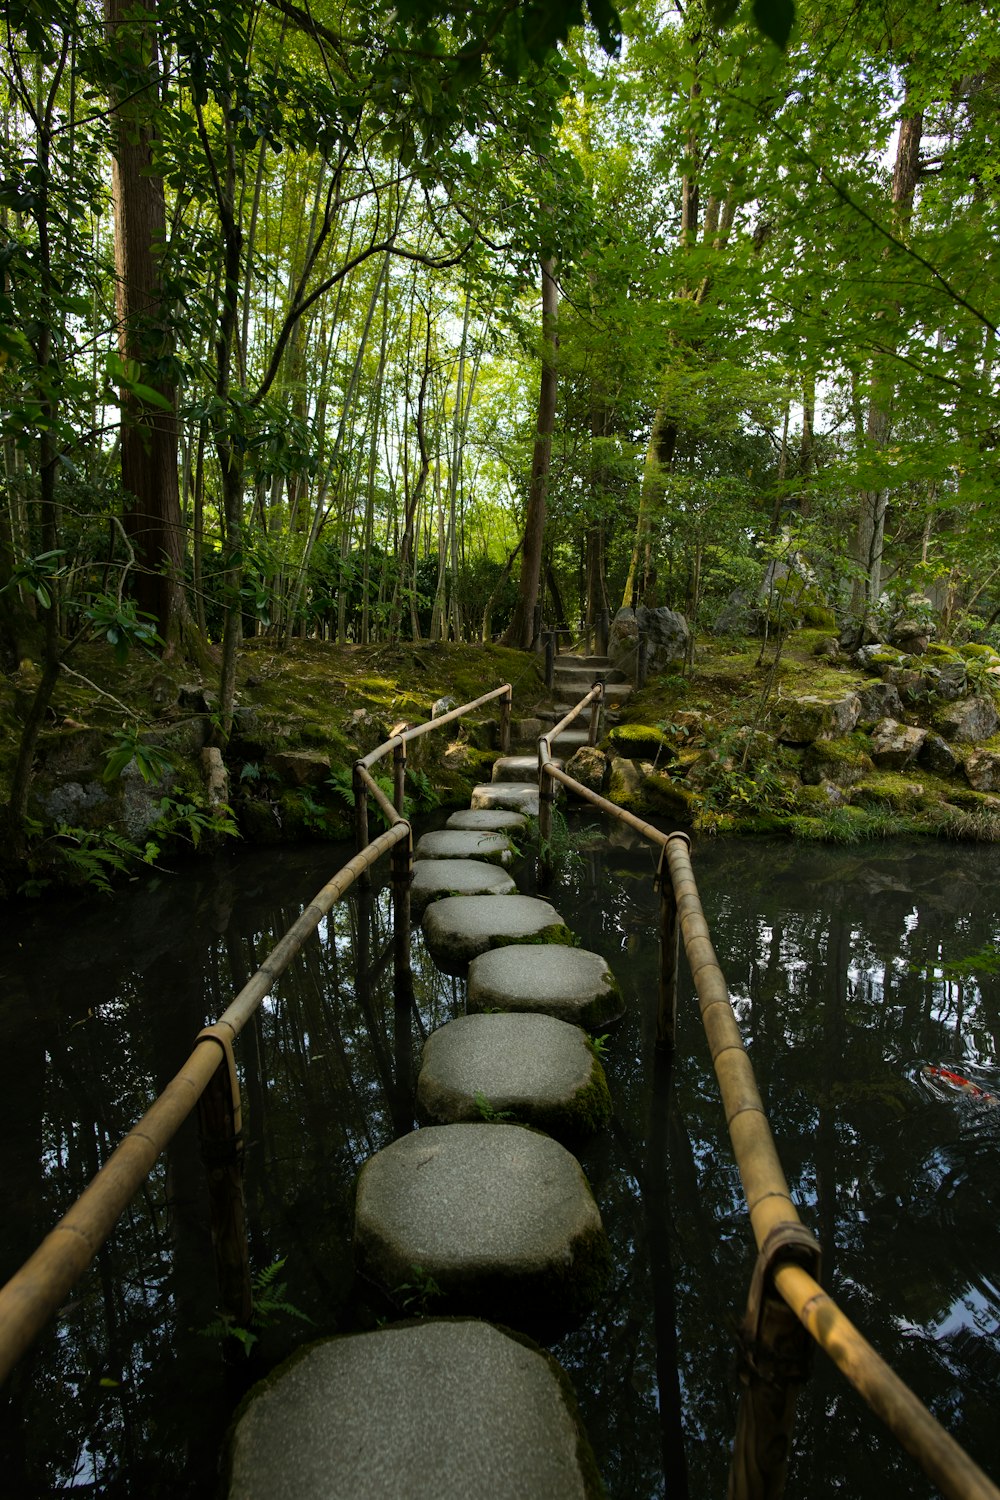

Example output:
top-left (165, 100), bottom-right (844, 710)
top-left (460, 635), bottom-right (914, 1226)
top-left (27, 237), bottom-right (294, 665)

top-left (554, 673), bottom-right (632, 703)
top-left (410, 859), bottom-right (517, 919)
top-left (553, 663), bottom-right (629, 685)
top-left (467, 944), bottom-right (625, 1030)
top-left (555, 654), bottom-right (612, 670)
top-left (417, 1012), bottom-right (611, 1142)
top-left (470, 782), bottom-right (539, 816)
top-left (445, 808), bottom-right (529, 834)
top-left (227, 1320), bottom-right (603, 1500)
top-left (354, 1123), bottom-right (611, 1331)
top-left (413, 829), bottom-right (515, 867)
top-left (491, 753), bottom-right (560, 783)
top-left (422, 894), bottom-right (569, 976)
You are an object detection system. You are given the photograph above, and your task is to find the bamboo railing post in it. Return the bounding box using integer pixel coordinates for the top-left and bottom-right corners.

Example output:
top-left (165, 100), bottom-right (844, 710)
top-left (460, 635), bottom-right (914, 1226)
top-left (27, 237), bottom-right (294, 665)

top-left (353, 760), bottom-right (370, 890)
top-left (728, 1225), bottom-right (821, 1500)
top-left (544, 631), bottom-right (555, 689)
top-left (195, 1028), bottom-right (252, 1330)
top-left (538, 734), bottom-right (554, 881)
top-left (655, 837), bottom-right (683, 1049)
top-left (392, 820), bottom-right (413, 1008)
top-left (598, 609), bottom-right (610, 656)
top-left (588, 681), bottom-right (604, 746)
top-left (393, 739), bottom-right (407, 814)
top-left (499, 687), bottom-right (512, 754)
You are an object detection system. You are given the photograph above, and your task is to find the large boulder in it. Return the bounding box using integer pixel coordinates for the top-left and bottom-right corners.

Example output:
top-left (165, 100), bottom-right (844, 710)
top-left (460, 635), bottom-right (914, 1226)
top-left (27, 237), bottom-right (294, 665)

top-left (565, 745), bottom-right (608, 794)
top-left (773, 694), bottom-right (861, 744)
top-left (963, 750), bottom-right (1000, 793)
top-left (919, 734), bottom-right (962, 778)
top-left (801, 738), bottom-right (874, 787)
top-left (608, 606), bottom-right (689, 676)
top-left (855, 681), bottom-right (904, 726)
top-left (935, 696), bottom-right (999, 743)
top-left (869, 719), bottom-right (927, 771)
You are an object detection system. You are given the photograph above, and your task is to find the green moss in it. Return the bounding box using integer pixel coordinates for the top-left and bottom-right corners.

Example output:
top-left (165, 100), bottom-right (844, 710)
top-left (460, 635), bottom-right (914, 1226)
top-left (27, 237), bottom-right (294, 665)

top-left (801, 604), bottom-right (837, 629)
top-left (642, 771), bottom-right (698, 821)
top-left (606, 723), bottom-right (671, 758)
top-left (851, 774), bottom-right (929, 811)
top-left (925, 642), bottom-right (962, 662)
top-left (959, 643), bottom-right (1000, 662)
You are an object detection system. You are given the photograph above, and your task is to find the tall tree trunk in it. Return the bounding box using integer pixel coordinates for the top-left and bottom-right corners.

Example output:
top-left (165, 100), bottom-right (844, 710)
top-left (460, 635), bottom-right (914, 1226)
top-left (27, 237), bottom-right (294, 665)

top-left (105, 0), bottom-right (186, 649)
top-left (851, 104), bottom-right (923, 624)
top-left (503, 256), bottom-right (557, 649)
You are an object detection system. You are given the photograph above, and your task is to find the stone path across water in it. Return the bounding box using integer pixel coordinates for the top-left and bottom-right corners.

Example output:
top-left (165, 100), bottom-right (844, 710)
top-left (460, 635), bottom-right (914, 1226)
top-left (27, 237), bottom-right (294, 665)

top-left (228, 653), bottom-right (631, 1497)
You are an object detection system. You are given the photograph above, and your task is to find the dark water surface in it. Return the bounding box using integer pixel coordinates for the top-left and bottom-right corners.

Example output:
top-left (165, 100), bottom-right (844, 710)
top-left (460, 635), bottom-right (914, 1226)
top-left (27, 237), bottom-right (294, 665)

top-left (1, 827), bottom-right (999, 1497)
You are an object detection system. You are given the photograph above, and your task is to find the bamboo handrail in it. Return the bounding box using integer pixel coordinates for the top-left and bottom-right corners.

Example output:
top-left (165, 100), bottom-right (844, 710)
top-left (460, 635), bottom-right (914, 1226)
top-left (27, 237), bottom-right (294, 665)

top-left (537, 705), bottom-right (1000, 1500)
top-left (356, 683), bottom-right (512, 770)
top-left (0, 819), bottom-right (410, 1385)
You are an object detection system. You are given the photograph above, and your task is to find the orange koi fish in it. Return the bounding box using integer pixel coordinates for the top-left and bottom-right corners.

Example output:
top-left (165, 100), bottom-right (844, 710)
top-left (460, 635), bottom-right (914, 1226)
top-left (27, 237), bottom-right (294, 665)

top-left (922, 1065), bottom-right (998, 1106)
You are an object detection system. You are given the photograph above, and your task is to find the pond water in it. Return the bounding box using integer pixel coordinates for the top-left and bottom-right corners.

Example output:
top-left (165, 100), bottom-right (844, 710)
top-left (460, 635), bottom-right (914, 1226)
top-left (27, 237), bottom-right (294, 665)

top-left (1, 825), bottom-right (999, 1498)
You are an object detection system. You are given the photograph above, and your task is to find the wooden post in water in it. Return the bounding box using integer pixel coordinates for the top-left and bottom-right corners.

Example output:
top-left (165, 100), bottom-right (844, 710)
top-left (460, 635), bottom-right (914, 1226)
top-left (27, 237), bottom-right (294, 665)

top-left (195, 1028), bottom-right (252, 1329)
top-left (656, 839), bottom-right (682, 1049)
top-left (728, 1224), bottom-right (821, 1500)
top-left (353, 761), bottom-right (370, 891)
top-left (588, 682), bottom-right (604, 747)
top-left (499, 687), bottom-right (512, 755)
top-left (393, 739), bottom-right (407, 815)
top-left (537, 734), bottom-right (553, 881)
top-left (392, 821), bottom-right (414, 1009)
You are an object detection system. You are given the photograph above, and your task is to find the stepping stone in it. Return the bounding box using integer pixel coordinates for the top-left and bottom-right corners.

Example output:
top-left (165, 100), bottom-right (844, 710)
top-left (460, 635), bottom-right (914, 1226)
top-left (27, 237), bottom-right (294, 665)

top-left (354, 1124), bottom-right (611, 1331)
top-left (446, 808), bottom-right (528, 834)
top-left (471, 782), bottom-right (539, 815)
top-left (417, 1013), bottom-right (611, 1141)
top-left (227, 1320), bottom-right (604, 1500)
top-left (467, 945), bottom-right (625, 1030)
top-left (492, 754), bottom-right (559, 783)
top-left (410, 859), bottom-right (516, 918)
top-left (422, 894), bottom-right (570, 976)
top-left (413, 829), bottom-right (514, 867)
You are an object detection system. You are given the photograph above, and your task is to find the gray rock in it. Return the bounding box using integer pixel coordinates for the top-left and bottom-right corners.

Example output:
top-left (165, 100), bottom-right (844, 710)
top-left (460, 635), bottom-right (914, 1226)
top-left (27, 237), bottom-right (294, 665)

top-left (610, 605), bottom-right (690, 675)
top-left (227, 1320), bottom-right (603, 1500)
top-left (935, 661), bottom-right (969, 702)
top-left (422, 894), bottom-right (570, 976)
top-left (470, 782), bottom-right (540, 815)
top-left (431, 695), bottom-right (457, 719)
top-left (417, 1013), bottom-right (611, 1140)
top-left (964, 750), bottom-right (1000, 792)
top-left (414, 829), bottom-right (515, 867)
top-left (773, 694), bottom-right (860, 744)
top-left (511, 716), bottom-right (545, 744)
top-left (801, 741), bottom-right (873, 787)
top-left (267, 749), bottom-right (331, 787)
top-left (467, 944), bottom-right (624, 1029)
top-left (869, 719), bottom-right (927, 770)
top-left (410, 859), bottom-right (517, 918)
top-left (856, 680), bottom-right (904, 725)
top-left (888, 620), bottom-right (931, 654)
top-left (354, 1124), bottom-right (611, 1330)
top-left (565, 746), bottom-right (608, 794)
top-left (919, 734), bottom-right (961, 777)
top-left (935, 696), bottom-right (999, 743)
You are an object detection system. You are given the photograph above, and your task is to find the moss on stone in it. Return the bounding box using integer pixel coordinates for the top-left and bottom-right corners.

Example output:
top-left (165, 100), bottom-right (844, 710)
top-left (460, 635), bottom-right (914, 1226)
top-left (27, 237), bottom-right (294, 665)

top-left (851, 774), bottom-right (929, 811)
top-left (606, 723), bottom-right (672, 759)
top-left (925, 642), bottom-right (962, 662)
top-left (642, 771), bottom-right (698, 821)
top-left (801, 603), bottom-right (837, 630)
top-left (959, 643), bottom-right (1000, 662)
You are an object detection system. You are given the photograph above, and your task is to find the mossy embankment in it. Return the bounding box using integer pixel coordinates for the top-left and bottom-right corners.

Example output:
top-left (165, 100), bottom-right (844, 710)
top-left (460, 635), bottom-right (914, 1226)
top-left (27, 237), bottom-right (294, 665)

top-left (0, 639), bottom-right (547, 896)
top-left (590, 629), bottom-right (1000, 844)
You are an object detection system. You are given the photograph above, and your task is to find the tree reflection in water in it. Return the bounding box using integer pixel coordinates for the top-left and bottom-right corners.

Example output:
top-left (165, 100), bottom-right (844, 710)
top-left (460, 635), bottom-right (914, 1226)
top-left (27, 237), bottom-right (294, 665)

top-left (0, 832), bottom-right (998, 1497)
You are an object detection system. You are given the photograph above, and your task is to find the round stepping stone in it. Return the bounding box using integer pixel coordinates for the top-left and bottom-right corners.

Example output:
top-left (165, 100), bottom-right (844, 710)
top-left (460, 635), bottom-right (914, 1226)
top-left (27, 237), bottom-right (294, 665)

top-left (413, 829), bottom-right (514, 866)
top-left (417, 1013), bottom-right (611, 1141)
top-left (354, 1124), bottom-right (611, 1331)
top-left (422, 894), bottom-right (570, 976)
top-left (227, 1320), bottom-right (604, 1500)
top-left (470, 782), bottom-right (540, 815)
top-left (410, 859), bottom-right (516, 918)
top-left (491, 754), bottom-right (561, 783)
top-left (467, 945), bottom-right (624, 1029)
top-left (446, 808), bottom-right (528, 834)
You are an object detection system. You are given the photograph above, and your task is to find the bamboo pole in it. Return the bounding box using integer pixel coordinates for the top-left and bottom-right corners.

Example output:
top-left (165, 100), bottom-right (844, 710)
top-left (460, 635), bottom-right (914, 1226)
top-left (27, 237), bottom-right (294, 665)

top-left (774, 1264), bottom-right (1000, 1500)
top-left (356, 683), bottom-right (512, 771)
top-left (499, 687), bottom-right (511, 755)
top-left (0, 822), bottom-right (409, 1382)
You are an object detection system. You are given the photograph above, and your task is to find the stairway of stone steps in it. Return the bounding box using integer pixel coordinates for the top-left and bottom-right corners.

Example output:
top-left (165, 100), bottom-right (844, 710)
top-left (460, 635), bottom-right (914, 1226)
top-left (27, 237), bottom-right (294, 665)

top-left (227, 686), bottom-right (626, 1499)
